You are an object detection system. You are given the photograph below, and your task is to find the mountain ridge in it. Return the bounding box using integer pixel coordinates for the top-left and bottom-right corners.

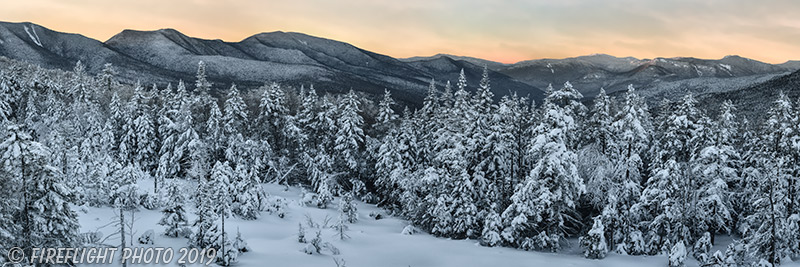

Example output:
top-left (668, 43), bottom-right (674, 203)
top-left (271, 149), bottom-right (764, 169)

top-left (0, 20), bottom-right (797, 103)
top-left (0, 21), bottom-right (545, 103)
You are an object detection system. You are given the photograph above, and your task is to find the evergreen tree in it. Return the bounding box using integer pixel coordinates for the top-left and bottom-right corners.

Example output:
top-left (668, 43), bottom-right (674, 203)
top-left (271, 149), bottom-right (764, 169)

top-left (338, 192), bottom-right (358, 223)
top-left (743, 92), bottom-right (795, 265)
top-left (580, 217), bottom-right (608, 259)
top-left (501, 94), bottom-right (584, 252)
top-left (210, 161), bottom-right (236, 265)
top-left (206, 101), bottom-right (224, 161)
top-left (132, 86), bottom-right (158, 187)
top-left (158, 181), bottom-right (189, 238)
top-left (456, 68), bottom-right (468, 93)
top-left (258, 82), bottom-right (288, 149)
top-left (690, 103), bottom-right (739, 244)
top-left (297, 86), bottom-right (320, 146)
top-left (308, 144), bottom-right (335, 208)
top-left (232, 164), bottom-right (265, 220)
top-left (441, 80), bottom-right (454, 109)
top-left (544, 81), bottom-right (586, 148)
top-left (606, 85), bottom-right (650, 253)
top-left (192, 161), bottom-right (237, 265)
top-left (190, 178), bottom-right (219, 249)
top-left (195, 61), bottom-right (212, 97)
top-left (374, 89), bottom-right (398, 135)
top-left (334, 90), bottom-right (365, 176)
top-left (585, 88), bottom-right (615, 153)
top-left (473, 66), bottom-right (494, 114)
top-left (639, 93), bottom-right (709, 251)
top-left (634, 159), bottom-right (683, 255)
top-left (480, 204), bottom-right (502, 247)
top-left (0, 125), bottom-right (80, 257)
top-left (669, 241), bottom-right (687, 267)
top-left (223, 84), bottom-right (248, 140)
top-left (98, 63), bottom-right (118, 94)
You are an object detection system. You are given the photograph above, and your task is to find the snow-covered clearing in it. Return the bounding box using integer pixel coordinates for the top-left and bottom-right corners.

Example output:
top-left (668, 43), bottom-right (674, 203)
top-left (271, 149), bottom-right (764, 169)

top-left (74, 180), bottom-right (761, 267)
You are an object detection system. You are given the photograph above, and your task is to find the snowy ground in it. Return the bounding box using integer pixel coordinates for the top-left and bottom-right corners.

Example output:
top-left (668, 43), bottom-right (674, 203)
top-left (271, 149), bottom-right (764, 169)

top-left (76, 180), bottom-right (795, 267)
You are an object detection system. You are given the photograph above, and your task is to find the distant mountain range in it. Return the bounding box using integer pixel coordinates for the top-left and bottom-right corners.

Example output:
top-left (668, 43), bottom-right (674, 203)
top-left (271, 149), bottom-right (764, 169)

top-left (0, 21), bottom-right (797, 105)
top-left (0, 21), bottom-right (541, 104)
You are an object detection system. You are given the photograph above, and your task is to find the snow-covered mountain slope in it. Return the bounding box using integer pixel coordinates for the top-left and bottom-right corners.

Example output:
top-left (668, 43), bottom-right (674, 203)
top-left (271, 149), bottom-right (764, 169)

top-left (78, 180), bottom-right (726, 267)
top-left (0, 21), bottom-right (185, 84)
top-left (700, 69), bottom-right (800, 120)
top-left (402, 53), bottom-right (796, 99)
top-left (496, 54), bottom-right (792, 97)
top-left (1, 20), bottom-right (797, 104)
top-left (779, 60), bottom-right (800, 70)
top-left (401, 53), bottom-right (509, 71)
top-left (0, 21), bottom-right (543, 104)
top-left (404, 55), bottom-right (544, 100)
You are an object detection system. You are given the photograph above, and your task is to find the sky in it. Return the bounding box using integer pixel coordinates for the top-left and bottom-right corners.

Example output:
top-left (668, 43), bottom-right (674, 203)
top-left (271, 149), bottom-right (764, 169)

top-left (1, 0), bottom-right (798, 64)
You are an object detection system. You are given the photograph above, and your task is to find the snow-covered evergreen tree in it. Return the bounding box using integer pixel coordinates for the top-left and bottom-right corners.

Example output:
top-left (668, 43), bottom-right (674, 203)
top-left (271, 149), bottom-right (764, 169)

top-left (232, 164), bottom-right (265, 220)
top-left (606, 85), bottom-right (650, 253)
top-left (669, 241), bottom-right (687, 267)
top-left (634, 159), bottom-right (683, 254)
top-left (690, 103), bottom-right (739, 244)
top-left (501, 91), bottom-right (584, 252)
top-left (158, 181), bottom-right (189, 238)
top-left (580, 217), bottom-right (608, 259)
top-left (743, 92), bottom-right (795, 265)
top-left (334, 90), bottom-right (365, 175)
top-left (308, 144), bottom-right (335, 209)
top-left (194, 61), bottom-right (212, 97)
top-left (192, 161), bottom-right (237, 265)
top-left (585, 88), bottom-right (615, 153)
top-left (132, 85), bottom-right (158, 178)
top-left (480, 204), bottom-right (502, 247)
top-left (374, 89), bottom-right (398, 134)
top-left (258, 82), bottom-right (289, 149)
top-left (1, 125), bottom-right (80, 254)
top-left (223, 84), bottom-right (248, 141)
top-left (206, 101), bottom-right (224, 160)
top-left (338, 192), bottom-right (358, 223)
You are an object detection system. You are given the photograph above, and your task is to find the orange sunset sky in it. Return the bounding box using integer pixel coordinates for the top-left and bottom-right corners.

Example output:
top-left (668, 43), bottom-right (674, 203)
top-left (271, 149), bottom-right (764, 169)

top-left (1, 0), bottom-right (798, 64)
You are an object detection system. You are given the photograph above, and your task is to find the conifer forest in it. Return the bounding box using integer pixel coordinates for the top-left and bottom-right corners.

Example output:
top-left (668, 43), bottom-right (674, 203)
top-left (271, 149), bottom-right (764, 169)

top-left (1, 56), bottom-right (800, 267)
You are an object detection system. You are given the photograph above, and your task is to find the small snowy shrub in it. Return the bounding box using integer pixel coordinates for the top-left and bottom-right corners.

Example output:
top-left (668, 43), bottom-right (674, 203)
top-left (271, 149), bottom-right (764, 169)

top-left (693, 232), bottom-right (712, 261)
top-left (298, 223), bottom-right (307, 243)
top-left (140, 193), bottom-right (161, 210)
top-left (625, 230), bottom-right (645, 255)
top-left (308, 231), bottom-right (322, 254)
top-left (333, 257), bottom-right (347, 267)
top-left (300, 190), bottom-right (320, 208)
top-left (265, 196), bottom-right (288, 218)
top-left (338, 192), bottom-right (358, 223)
top-left (579, 217), bottom-right (608, 259)
top-left (79, 231), bottom-right (103, 246)
top-left (402, 225), bottom-right (418, 235)
top-left (723, 240), bottom-right (746, 266)
top-left (233, 229), bottom-right (249, 253)
top-left (323, 242), bottom-right (340, 255)
top-left (333, 214), bottom-right (350, 240)
top-left (669, 241), bottom-right (687, 267)
top-left (480, 206), bottom-right (502, 247)
top-left (368, 211), bottom-right (383, 220)
top-left (754, 259), bottom-right (773, 267)
top-left (138, 229), bottom-right (155, 245)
